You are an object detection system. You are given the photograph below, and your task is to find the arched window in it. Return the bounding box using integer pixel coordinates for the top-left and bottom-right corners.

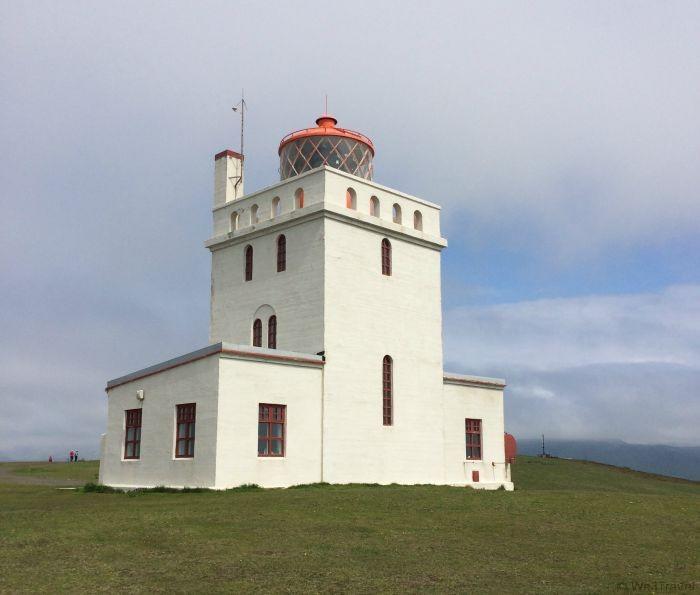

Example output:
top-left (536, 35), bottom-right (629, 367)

top-left (294, 188), bottom-right (304, 209)
top-left (271, 197), bottom-right (281, 218)
top-left (244, 245), bottom-right (253, 281)
top-left (346, 187), bottom-right (357, 209)
top-left (413, 210), bottom-right (423, 231)
top-left (252, 319), bottom-right (262, 347)
top-left (268, 315), bottom-right (277, 349)
top-left (230, 211), bottom-right (238, 232)
top-left (250, 204), bottom-right (259, 224)
top-left (381, 238), bottom-right (392, 276)
top-left (276, 234), bottom-right (286, 273)
top-left (392, 203), bottom-right (402, 224)
top-left (370, 196), bottom-right (380, 217)
top-left (383, 355), bottom-right (393, 426)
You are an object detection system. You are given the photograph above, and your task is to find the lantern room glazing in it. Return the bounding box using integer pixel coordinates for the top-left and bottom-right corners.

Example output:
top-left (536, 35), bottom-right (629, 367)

top-left (278, 115), bottom-right (375, 181)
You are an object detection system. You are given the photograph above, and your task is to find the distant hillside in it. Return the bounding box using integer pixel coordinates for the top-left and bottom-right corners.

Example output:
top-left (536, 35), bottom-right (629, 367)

top-left (517, 439), bottom-right (700, 481)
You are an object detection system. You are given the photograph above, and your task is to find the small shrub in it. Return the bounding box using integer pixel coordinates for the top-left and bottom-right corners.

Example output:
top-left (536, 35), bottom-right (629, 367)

top-left (226, 483), bottom-right (261, 492)
top-left (83, 482), bottom-right (121, 493)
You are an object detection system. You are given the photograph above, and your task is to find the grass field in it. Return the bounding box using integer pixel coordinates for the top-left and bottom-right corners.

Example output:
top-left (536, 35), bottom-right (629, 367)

top-left (0, 457), bottom-right (697, 593)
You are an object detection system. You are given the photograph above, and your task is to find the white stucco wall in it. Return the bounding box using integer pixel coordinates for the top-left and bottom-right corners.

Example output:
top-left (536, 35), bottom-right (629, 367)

top-left (101, 354), bottom-right (219, 488)
top-left (442, 380), bottom-right (512, 489)
top-left (321, 215), bottom-right (447, 485)
top-left (215, 356), bottom-right (323, 488)
top-left (209, 216), bottom-right (325, 355)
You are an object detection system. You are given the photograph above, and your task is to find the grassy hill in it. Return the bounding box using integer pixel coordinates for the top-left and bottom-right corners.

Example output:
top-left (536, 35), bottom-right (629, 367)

top-left (0, 457), bottom-right (697, 593)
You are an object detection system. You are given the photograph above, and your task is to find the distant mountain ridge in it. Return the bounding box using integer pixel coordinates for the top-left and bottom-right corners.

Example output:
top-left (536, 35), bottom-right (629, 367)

top-left (516, 439), bottom-right (700, 481)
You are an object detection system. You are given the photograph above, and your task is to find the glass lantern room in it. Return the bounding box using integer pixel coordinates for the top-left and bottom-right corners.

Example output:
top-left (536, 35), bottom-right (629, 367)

top-left (278, 115), bottom-right (374, 181)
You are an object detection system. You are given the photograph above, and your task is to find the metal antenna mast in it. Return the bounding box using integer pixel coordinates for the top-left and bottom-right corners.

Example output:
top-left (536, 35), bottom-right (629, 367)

top-left (232, 89), bottom-right (246, 190)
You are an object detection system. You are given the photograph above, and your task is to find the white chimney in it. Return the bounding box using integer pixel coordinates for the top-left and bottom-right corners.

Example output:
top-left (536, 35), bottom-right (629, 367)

top-left (213, 150), bottom-right (243, 207)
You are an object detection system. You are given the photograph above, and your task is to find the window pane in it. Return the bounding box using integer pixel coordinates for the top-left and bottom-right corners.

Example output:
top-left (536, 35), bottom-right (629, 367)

top-left (134, 443), bottom-right (140, 458)
top-left (178, 423), bottom-right (187, 438)
top-left (258, 439), bottom-right (268, 455)
top-left (258, 422), bottom-right (269, 437)
top-left (271, 439), bottom-right (283, 455)
top-left (135, 428), bottom-right (141, 441)
top-left (126, 443), bottom-right (134, 457)
top-left (187, 441), bottom-right (194, 457)
top-left (177, 441), bottom-right (186, 456)
top-left (127, 428), bottom-right (135, 441)
top-left (271, 423), bottom-right (283, 438)
top-left (189, 423), bottom-right (195, 439)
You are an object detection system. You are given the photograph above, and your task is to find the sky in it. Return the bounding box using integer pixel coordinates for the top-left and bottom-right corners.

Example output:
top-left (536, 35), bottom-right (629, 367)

top-left (1, 1), bottom-right (699, 459)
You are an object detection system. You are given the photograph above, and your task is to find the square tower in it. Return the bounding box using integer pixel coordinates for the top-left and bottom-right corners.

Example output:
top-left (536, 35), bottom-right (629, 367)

top-left (206, 114), bottom-right (449, 484)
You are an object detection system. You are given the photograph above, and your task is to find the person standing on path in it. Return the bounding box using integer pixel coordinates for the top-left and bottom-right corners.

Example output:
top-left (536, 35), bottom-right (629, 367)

top-left (69, 450), bottom-right (74, 463)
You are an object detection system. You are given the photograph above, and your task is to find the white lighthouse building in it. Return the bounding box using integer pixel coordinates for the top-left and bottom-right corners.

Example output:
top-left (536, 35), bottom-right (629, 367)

top-left (99, 114), bottom-right (514, 490)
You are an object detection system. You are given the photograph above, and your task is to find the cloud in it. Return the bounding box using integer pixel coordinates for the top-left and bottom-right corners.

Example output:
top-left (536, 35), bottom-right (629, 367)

top-left (444, 285), bottom-right (700, 445)
top-left (1, 2), bottom-right (699, 457)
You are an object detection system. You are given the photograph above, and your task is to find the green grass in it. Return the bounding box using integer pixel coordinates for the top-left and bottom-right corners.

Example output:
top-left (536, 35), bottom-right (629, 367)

top-left (3, 461), bottom-right (99, 483)
top-left (0, 457), bottom-right (697, 593)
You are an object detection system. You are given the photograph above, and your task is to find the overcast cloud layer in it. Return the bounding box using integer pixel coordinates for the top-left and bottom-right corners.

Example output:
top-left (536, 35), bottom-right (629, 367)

top-left (1, 1), bottom-right (699, 459)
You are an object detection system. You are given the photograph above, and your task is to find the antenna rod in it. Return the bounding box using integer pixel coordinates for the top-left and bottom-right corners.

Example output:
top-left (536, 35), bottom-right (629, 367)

top-left (231, 90), bottom-right (246, 196)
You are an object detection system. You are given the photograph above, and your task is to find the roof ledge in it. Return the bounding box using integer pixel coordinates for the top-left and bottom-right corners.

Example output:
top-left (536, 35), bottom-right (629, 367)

top-left (443, 372), bottom-right (506, 390)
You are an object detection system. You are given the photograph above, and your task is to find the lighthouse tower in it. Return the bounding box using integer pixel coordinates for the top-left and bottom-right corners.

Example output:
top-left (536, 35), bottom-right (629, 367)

top-left (99, 113), bottom-right (512, 490)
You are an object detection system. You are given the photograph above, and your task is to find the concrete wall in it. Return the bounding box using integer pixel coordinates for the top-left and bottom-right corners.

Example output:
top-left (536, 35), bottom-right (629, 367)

top-left (215, 356), bottom-right (323, 488)
top-left (442, 381), bottom-right (512, 489)
top-left (209, 217), bottom-right (325, 355)
top-left (101, 355), bottom-right (219, 488)
top-left (321, 215), bottom-right (447, 484)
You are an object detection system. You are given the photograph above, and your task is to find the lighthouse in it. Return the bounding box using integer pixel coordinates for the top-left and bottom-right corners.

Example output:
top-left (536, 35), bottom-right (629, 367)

top-left (99, 113), bottom-right (513, 490)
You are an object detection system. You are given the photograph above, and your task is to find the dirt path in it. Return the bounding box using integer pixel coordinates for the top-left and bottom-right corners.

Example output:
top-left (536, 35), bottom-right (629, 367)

top-left (0, 466), bottom-right (85, 487)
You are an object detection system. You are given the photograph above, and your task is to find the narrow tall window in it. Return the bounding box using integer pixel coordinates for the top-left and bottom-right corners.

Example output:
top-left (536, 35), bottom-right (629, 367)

top-left (230, 211), bottom-right (238, 232)
top-left (413, 210), bottom-right (423, 231)
top-left (295, 188), bottom-right (304, 209)
top-left (258, 404), bottom-right (286, 456)
top-left (175, 403), bottom-right (196, 458)
top-left (253, 318), bottom-right (262, 347)
top-left (272, 197), bottom-right (281, 218)
top-left (383, 356), bottom-right (393, 426)
top-left (268, 315), bottom-right (277, 349)
top-left (392, 203), bottom-right (402, 224)
top-left (244, 245), bottom-right (253, 281)
top-left (277, 234), bottom-right (286, 272)
top-left (381, 238), bottom-right (392, 276)
top-left (465, 418), bottom-right (482, 460)
top-left (346, 187), bottom-right (357, 209)
top-left (250, 204), bottom-right (259, 224)
top-left (124, 409), bottom-right (142, 460)
top-left (370, 196), bottom-right (380, 217)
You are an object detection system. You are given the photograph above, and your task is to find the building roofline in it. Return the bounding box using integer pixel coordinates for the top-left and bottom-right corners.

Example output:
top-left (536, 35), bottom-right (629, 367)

top-left (205, 202), bottom-right (447, 252)
top-left (105, 343), bottom-right (324, 391)
top-left (211, 166), bottom-right (441, 213)
top-left (443, 372), bottom-right (506, 390)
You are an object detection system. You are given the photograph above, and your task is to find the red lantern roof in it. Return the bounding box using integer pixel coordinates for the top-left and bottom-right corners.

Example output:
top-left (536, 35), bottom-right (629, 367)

top-left (278, 115), bottom-right (375, 156)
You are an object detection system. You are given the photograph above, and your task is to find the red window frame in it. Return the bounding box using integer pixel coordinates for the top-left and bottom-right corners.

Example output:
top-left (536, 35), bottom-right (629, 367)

top-left (381, 238), bottom-right (392, 276)
top-left (175, 403), bottom-right (196, 458)
top-left (253, 318), bottom-right (262, 347)
top-left (124, 408), bottom-right (142, 459)
top-left (268, 315), bottom-right (277, 349)
top-left (277, 235), bottom-right (286, 272)
top-left (258, 404), bottom-right (286, 457)
top-left (465, 418), bottom-right (482, 460)
top-left (244, 245), bottom-right (253, 281)
top-left (383, 355), bottom-right (393, 426)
